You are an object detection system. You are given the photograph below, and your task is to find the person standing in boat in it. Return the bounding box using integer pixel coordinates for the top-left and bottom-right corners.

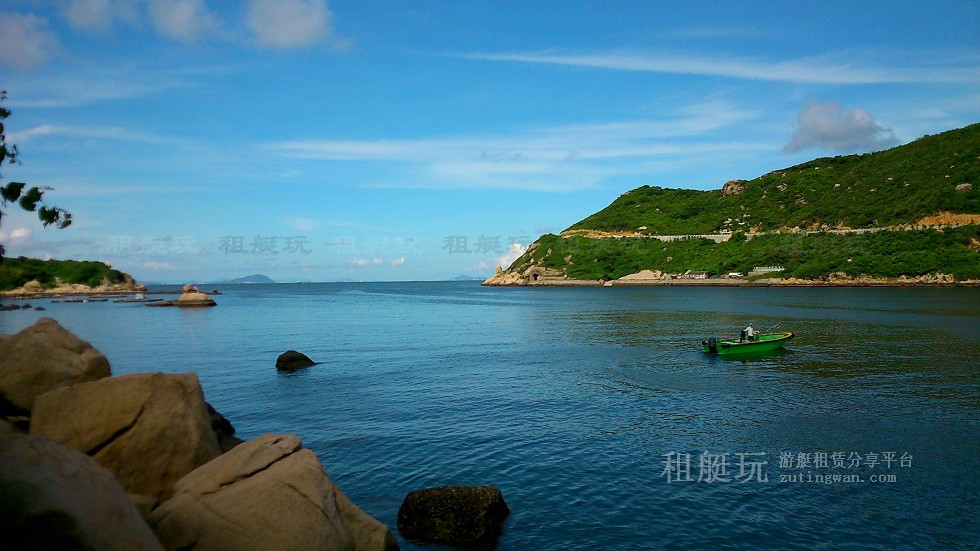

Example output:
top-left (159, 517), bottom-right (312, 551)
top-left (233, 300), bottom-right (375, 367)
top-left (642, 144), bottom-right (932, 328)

top-left (743, 323), bottom-right (756, 342)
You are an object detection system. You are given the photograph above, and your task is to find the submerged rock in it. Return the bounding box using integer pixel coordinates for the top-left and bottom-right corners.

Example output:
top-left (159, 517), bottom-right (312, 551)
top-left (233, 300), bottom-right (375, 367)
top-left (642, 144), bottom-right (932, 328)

top-left (0, 432), bottom-right (163, 551)
top-left (276, 349), bottom-right (316, 371)
top-left (149, 433), bottom-right (398, 551)
top-left (397, 485), bottom-right (510, 546)
top-left (0, 317), bottom-right (111, 415)
top-left (29, 372), bottom-right (221, 502)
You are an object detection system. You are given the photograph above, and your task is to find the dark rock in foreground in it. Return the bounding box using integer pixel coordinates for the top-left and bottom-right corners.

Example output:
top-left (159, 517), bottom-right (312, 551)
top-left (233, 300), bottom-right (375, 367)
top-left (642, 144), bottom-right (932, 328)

top-left (276, 349), bottom-right (316, 371)
top-left (397, 485), bottom-right (510, 546)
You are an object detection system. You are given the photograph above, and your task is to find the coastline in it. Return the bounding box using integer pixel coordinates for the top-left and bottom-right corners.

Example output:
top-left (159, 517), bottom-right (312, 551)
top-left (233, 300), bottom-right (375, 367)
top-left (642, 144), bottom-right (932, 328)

top-left (482, 273), bottom-right (980, 288)
top-left (0, 284), bottom-right (221, 299)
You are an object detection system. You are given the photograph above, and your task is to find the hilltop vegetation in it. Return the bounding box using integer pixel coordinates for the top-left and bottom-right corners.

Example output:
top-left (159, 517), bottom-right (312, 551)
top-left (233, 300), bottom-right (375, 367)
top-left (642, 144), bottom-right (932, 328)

top-left (570, 123), bottom-right (979, 235)
top-left (0, 257), bottom-right (130, 291)
top-left (496, 123), bottom-right (980, 283)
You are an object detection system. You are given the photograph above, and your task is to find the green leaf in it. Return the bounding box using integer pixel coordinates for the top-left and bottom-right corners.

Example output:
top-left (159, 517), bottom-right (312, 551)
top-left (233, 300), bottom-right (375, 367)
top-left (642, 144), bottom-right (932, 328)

top-left (19, 187), bottom-right (43, 212)
top-left (1, 181), bottom-right (25, 202)
top-left (38, 206), bottom-right (58, 226)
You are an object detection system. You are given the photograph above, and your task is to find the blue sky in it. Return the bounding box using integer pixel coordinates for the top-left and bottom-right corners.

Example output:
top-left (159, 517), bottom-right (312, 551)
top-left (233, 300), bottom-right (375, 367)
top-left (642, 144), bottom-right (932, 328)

top-left (1, 1), bottom-right (978, 283)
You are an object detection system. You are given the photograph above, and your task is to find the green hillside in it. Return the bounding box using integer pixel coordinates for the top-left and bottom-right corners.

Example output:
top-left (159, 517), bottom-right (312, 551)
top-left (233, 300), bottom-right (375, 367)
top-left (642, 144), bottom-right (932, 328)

top-left (509, 228), bottom-right (980, 282)
top-left (498, 123), bottom-right (980, 283)
top-left (570, 123), bottom-right (979, 235)
top-left (0, 257), bottom-right (130, 291)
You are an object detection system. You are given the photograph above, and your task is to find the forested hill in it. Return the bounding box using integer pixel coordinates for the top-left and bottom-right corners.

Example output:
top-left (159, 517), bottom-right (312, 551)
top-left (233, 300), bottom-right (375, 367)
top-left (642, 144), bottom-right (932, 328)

top-left (489, 123), bottom-right (980, 284)
top-left (568, 123), bottom-right (979, 236)
top-left (0, 257), bottom-right (131, 291)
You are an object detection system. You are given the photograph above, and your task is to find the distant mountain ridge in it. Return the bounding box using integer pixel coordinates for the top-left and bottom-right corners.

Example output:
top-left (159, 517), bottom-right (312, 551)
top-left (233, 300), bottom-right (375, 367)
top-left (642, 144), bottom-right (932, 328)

top-left (488, 123), bottom-right (980, 284)
top-left (219, 274), bottom-right (276, 284)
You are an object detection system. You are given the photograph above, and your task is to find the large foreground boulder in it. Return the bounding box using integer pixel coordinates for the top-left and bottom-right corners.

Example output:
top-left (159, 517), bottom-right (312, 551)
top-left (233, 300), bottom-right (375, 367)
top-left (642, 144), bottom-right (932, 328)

top-left (29, 372), bottom-right (221, 502)
top-left (276, 349), bottom-right (317, 371)
top-left (397, 485), bottom-right (510, 546)
top-left (0, 317), bottom-right (110, 415)
top-left (148, 433), bottom-right (398, 551)
top-left (0, 432), bottom-right (163, 551)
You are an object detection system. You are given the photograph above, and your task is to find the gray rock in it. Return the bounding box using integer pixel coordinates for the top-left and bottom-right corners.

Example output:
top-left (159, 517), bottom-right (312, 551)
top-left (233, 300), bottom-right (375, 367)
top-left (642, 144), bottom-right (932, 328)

top-left (0, 432), bottom-right (163, 551)
top-left (397, 485), bottom-right (510, 546)
top-left (149, 433), bottom-right (398, 551)
top-left (0, 317), bottom-right (110, 415)
top-left (30, 372), bottom-right (221, 502)
top-left (276, 349), bottom-right (316, 371)
top-left (955, 183), bottom-right (972, 193)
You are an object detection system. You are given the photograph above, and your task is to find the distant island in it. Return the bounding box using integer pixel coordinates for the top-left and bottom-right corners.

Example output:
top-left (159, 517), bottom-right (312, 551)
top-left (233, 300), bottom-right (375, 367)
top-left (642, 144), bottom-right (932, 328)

top-left (451, 275), bottom-right (483, 281)
top-left (486, 123), bottom-right (980, 287)
top-left (217, 274), bottom-right (276, 284)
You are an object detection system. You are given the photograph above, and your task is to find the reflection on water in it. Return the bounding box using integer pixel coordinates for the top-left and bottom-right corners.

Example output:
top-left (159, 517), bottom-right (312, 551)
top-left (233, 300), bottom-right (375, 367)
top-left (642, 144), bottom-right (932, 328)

top-left (1, 283), bottom-right (977, 550)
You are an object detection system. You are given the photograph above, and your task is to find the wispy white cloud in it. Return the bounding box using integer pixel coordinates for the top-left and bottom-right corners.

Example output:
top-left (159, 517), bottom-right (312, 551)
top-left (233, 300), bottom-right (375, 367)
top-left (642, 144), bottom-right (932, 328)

top-left (63, 0), bottom-right (139, 34)
top-left (265, 103), bottom-right (770, 191)
top-left (0, 227), bottom-right (33, 247)
top-left (471, 242), bottom-right (527, 273)
top-left (461, 50), bottom-right (979, 85)
top-left (349, 257), bottom-right (384, 267)
top-left (390, 256), bottom-right (406, 266)
top-left (784, 101), bottom-right (898, 153)
top-left (0, 12), bottom-right (60, 70)
top-left (8, 124), bottom-right (170, 144)
top-left (246, 0), bottom-right (347, 50)
top-left (143, 260), bottom-right (178, 271)
top-left (147, 0), bottom-right (223, 42)
top-left (5, 63), bottom-right (241, 108)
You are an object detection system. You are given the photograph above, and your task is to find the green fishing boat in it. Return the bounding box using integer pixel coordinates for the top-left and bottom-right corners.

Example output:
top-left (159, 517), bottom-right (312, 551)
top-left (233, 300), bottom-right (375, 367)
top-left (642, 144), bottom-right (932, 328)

top-left (702, 332), bottom-right (794, 355)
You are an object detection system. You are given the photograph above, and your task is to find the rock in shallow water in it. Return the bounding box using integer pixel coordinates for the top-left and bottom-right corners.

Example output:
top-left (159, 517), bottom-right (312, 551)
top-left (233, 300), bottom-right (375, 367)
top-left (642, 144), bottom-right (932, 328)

top-left (276, 349), bottom-right (316, 371)
top-left (397, 485), bottom-right (510, 546)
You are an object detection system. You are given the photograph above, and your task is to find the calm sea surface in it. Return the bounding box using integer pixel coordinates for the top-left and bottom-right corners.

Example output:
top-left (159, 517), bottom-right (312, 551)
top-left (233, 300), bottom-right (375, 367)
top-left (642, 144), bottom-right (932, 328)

top-left (2, 283), bottom-right (978, 550)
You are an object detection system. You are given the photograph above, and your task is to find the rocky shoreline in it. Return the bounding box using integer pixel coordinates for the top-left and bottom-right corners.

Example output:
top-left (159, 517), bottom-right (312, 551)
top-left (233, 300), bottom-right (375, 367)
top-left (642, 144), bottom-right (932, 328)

top-left (482, 268), bottom-right (980, 287)
top-left (0, 319), bottom-right (511, 550)
top-left (0, 318), bottom-right (398, 550)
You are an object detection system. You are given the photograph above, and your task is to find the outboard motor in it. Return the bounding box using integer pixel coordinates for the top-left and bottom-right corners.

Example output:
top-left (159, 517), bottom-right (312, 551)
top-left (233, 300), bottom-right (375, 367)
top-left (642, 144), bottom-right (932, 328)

top-left (739, 330), bottom-right (747, 342)
top-left (707, 337), bottom-right (717, 353)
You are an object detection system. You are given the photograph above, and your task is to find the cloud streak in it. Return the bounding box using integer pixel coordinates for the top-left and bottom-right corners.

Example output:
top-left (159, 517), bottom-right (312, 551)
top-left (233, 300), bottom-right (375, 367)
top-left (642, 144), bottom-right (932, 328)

top-left (265, 103), bottom-right (771, 191)
top-left (8, 124), bottom-right (170, 144)
top-left (462, 50), bottom-right (979, 85)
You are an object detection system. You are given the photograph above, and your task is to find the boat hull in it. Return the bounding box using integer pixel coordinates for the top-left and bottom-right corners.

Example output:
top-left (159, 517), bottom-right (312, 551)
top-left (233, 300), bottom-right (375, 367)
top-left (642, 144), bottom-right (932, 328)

top-left (703, 332), bottom-right (794, 355)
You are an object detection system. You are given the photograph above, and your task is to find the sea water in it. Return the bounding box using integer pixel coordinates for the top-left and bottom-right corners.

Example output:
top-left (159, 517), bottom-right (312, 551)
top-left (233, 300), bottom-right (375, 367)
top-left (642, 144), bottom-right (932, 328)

top-left (2, 283), bottom-right (978, 549)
